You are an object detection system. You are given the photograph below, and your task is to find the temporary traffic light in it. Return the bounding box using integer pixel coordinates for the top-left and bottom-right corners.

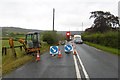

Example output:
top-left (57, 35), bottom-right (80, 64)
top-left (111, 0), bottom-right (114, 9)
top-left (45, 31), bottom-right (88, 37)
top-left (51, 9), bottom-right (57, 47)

top-left (66, 32), bottom-right (71, 41)
top-left (66, 32), bottom-right (70, 36)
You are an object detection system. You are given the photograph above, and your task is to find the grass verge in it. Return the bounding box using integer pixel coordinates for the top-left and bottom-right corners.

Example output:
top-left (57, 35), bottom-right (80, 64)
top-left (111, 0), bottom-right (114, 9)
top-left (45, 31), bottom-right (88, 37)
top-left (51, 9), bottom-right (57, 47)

top-left (2, 42), bottom-right (50, 76)
top-left (2, 56), bottom-right (33, 75)
top-left (84, 41), bottom-right (119, 55)
top-left (40, 42), bottom-right (50, 54)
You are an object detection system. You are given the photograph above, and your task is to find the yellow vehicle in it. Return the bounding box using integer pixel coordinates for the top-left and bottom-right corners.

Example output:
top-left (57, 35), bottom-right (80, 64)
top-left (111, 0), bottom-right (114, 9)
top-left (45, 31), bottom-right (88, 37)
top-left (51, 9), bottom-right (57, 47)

top-left (19, 32), bottom-right (41, 54)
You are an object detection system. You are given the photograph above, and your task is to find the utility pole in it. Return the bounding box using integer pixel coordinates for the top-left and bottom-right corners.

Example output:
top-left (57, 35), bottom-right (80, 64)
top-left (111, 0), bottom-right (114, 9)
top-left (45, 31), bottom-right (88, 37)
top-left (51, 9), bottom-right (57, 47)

top-left (82, 22), bottom-right (83, 32)
top-left (53, 8), bottom-right (55, 31)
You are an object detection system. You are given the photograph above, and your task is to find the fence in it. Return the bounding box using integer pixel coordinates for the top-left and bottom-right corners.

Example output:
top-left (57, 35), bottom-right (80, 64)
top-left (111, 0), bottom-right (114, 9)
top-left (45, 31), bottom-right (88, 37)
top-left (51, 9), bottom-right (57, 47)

top-left (2, 45), bottom-right (23, 57)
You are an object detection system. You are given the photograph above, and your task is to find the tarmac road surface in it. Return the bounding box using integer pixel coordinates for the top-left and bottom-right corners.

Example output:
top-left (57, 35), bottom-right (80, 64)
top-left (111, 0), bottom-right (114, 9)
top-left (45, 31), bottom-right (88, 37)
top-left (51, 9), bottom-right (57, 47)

top-left (2, 43), bottom-right (119, 80)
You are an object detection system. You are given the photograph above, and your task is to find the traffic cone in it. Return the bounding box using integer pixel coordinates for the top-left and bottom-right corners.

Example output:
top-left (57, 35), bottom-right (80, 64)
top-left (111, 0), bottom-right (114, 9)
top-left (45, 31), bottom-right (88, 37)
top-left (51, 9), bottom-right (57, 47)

top-left (58, 49), bottom-right (62, 58)
top-left (73, 49), bottom-right (77, 55)
top-left (36, 52), bottom-right (40, 61)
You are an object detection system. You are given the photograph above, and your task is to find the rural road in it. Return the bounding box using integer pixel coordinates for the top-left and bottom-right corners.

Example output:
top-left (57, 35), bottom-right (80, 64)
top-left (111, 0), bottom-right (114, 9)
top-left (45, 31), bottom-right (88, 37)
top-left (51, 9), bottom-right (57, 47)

top-left (75, 44), bottom-right (118, 78)
top-left (2, 42), bottom-right (119, 80)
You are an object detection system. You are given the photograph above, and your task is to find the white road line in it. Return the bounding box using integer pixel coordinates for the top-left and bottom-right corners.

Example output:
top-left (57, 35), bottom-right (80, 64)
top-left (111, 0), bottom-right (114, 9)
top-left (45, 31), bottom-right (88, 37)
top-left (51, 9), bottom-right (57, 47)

top-left (76, 50), bottom-right (90, 80)
top-left (73, 52), bottom-right (81, 80)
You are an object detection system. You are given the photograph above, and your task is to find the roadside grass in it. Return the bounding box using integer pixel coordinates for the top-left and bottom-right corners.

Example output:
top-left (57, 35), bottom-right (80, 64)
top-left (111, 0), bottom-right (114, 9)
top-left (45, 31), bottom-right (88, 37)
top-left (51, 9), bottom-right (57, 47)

top-left (84, 41), bottom-right (119, 55)
top-left (40, 42), bottom-right (50, 54)
top-left (2, 55), bottom-right (33, 75)
top-left (2, 46), bottom-right (33, 75)
top-left (2, 40), bottom-right (50, 76)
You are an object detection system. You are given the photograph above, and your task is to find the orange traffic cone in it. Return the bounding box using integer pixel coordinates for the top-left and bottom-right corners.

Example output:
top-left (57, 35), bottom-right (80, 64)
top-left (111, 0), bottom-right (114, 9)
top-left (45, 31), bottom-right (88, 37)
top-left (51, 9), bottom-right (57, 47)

top-left (73, 43), bottom-right (76, 55)
top-left (58, 49), bottom-right (62, 58)
top-left (36, 52), bottom-right (40, 61)
top-left (73, 49), bottom-right (77, 55)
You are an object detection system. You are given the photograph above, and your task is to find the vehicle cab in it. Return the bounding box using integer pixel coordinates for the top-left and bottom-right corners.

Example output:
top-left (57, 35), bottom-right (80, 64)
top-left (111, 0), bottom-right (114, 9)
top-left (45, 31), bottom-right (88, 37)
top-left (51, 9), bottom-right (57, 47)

top-left (74, 35), bottom-right (83, 44)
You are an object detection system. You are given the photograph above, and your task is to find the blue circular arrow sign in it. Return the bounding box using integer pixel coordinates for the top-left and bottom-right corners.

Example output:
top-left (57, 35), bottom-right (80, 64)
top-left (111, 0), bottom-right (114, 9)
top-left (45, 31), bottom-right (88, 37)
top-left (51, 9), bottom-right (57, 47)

top-left (64, 45), bottom-right (73, 52)
top-left (50, 46), bottom-right (58, 54)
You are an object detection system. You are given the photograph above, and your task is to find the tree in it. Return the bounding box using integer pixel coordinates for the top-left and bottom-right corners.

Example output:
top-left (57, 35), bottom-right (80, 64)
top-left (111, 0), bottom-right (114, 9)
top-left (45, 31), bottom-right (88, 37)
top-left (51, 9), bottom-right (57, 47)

top-left (89, 11), bottom-right (119, 32)
top-left (42, 31), bottom-right (59, 45)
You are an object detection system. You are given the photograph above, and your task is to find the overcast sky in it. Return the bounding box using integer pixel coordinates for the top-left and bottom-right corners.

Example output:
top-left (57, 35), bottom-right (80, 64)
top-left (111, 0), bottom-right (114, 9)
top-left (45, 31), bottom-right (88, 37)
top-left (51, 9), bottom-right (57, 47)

top-left (0, 0), bottom-right (119, 31)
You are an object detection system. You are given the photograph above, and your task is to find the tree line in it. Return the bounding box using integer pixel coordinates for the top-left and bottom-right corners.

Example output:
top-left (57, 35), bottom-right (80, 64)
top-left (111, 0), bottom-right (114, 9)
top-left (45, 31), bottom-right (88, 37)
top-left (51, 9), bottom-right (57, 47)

top-left (85, 11), bottom-right (119, 33)
top-left (82, 11), bottom-right (119, 49)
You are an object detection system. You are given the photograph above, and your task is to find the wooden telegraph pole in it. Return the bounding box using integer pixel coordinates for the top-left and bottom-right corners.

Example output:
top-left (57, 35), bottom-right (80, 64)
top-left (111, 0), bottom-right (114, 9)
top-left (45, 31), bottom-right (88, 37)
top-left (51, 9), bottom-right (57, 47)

top-left (53, 8), bottom-right (55, 31)
top-left (81, 22), bottom-right (83, 34)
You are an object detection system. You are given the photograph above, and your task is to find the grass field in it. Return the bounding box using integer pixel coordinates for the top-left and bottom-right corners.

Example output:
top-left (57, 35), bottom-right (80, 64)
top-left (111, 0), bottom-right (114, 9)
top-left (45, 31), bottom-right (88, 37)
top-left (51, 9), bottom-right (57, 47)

top-left (2, 39), bottom-right (50, 76)
top-left (2, 40), bottom-right (24, 64)
top-left (2, 40), bottom-right (22, 47)
top-left (2, 40), bottom-right (32, 75)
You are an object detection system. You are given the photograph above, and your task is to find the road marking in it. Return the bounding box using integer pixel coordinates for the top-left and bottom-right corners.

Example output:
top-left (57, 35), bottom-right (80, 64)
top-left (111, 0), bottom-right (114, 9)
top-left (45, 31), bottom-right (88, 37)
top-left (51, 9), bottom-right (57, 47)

top-left (76, 50), bottom-right (90, 80)
top-left (73, 54), bottom-right (81, 80)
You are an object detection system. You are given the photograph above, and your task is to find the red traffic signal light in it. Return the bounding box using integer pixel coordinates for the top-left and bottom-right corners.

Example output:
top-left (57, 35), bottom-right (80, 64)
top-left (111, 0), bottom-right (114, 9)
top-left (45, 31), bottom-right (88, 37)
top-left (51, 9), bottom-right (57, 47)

top-left (67, 32), bottom-right (70, 35)
top-left (66, 32), bottom-right (70, 36)
top-left (66, 32), bottom-right (71, 41)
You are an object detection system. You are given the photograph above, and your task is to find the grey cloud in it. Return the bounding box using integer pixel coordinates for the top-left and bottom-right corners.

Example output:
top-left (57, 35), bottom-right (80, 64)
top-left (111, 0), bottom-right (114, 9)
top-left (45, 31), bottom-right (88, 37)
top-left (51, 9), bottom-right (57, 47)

top-left (0, 0), bottom-right (119, 31)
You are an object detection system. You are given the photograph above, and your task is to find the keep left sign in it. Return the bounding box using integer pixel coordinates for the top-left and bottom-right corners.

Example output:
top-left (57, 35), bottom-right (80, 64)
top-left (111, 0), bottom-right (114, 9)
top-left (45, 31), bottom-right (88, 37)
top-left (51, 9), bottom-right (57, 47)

top-left (64, 44), bottom-right (73, 52)
top-left (50, 46), bottom-right (59, 54)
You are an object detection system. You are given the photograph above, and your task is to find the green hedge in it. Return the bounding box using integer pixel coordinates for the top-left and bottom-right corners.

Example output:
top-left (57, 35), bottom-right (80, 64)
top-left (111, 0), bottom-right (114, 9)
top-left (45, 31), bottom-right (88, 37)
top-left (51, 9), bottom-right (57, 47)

top-left (42, 31), bottom-right (59, 45)
top-left (82, 31), bottom-right (119, 49)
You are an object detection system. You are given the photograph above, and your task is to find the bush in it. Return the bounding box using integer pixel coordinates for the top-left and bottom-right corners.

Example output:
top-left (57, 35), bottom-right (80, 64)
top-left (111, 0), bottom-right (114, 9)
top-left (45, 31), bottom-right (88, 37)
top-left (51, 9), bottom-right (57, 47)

top-left (82, 31), bottom-right (119, 49)
top-left (42, 31), bottom-right (59, 45)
